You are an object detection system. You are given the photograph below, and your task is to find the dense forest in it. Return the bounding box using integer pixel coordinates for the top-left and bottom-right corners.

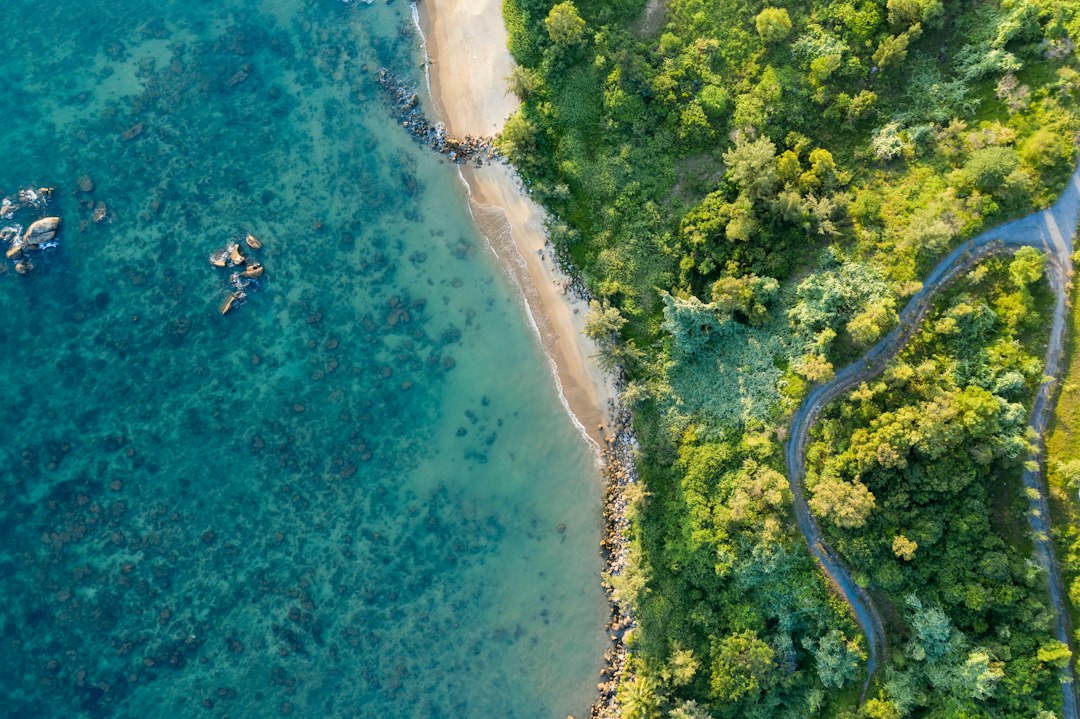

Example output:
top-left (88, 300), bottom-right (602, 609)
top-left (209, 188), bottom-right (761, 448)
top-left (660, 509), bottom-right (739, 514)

top-left (496, 0), bottom-right (1080, 715)
top-left (806, 251), bottom-right (1062, 717)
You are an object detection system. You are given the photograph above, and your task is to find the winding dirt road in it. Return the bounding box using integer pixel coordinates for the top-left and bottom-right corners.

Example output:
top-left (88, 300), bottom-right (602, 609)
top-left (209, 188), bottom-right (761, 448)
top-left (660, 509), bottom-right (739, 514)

top-left (785, 164), bottom-right (1080, 711)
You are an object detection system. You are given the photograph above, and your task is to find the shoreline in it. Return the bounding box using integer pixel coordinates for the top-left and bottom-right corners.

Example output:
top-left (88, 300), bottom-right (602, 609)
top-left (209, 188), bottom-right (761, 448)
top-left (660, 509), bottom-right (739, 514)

top-left (410, 2), bottom-right (638, 717)
top-left (412, 0), bottom-right (617, 448)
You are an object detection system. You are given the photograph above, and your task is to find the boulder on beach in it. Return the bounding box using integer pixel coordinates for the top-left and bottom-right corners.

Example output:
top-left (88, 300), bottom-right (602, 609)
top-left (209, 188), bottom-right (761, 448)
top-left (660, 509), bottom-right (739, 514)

top-left (23, 217), bottom-right (61, 247)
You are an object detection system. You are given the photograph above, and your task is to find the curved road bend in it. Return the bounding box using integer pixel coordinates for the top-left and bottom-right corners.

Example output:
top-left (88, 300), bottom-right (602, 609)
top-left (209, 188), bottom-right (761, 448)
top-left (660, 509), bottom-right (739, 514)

top-left (785, 164), bottom-right (1080, 712)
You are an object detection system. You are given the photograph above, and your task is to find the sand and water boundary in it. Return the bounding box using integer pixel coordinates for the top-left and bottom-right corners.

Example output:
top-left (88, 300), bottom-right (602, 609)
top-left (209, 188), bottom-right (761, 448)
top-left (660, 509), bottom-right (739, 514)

top-left (410, 2), bottom-right (637, 715)
top-left (411, 0), bottom-right (618, 448)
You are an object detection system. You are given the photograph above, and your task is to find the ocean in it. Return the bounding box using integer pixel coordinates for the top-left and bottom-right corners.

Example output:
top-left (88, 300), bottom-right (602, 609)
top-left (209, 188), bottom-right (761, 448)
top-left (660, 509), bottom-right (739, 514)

top-left (0, 1), bottom-right (606, 716)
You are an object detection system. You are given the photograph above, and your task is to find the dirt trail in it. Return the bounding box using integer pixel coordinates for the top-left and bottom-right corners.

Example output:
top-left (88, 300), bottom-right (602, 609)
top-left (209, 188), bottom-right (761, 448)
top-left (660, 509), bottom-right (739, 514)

top-left (786, 165), bottom-right (1080, 711)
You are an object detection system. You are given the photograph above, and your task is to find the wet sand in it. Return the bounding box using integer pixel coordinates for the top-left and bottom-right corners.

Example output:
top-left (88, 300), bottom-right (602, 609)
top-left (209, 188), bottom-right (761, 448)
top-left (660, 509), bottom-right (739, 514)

top-left (415, 0), bottom-right (617, 446)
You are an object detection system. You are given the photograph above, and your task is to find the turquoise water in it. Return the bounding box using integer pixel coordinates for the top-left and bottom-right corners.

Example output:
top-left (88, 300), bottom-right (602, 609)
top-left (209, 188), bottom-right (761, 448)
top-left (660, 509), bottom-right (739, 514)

top-left (0, 2), bottom-right (606, 717)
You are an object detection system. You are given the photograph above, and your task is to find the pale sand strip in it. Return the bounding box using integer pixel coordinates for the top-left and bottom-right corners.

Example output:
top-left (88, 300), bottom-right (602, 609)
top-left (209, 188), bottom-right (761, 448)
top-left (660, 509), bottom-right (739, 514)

top-left (415, 0), bottom-right (618, 445)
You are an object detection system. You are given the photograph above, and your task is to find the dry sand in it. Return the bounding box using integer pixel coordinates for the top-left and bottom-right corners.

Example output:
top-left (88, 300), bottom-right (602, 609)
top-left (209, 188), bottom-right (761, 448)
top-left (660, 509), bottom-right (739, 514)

top-left (415, 0), bottom-right (618, 446)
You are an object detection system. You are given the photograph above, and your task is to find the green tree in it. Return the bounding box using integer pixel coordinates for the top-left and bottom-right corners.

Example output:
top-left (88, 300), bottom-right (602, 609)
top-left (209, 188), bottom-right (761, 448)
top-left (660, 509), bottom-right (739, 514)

top-left (755, 8), bottom-right (793, 43)
top-left (662, 293), bottom-right (726, 357)
top-left (722, 135), bottom-right (779, 200)
top-left (666, 643), bottom-right (700, 686)
top-left (811, 629), bottom-right (865, 688)
top-left (621, 673), bottom-right (661, 719)
top-left (965, 146), bottom-right (1020, 191)
top-left (794, 352), bottom-right (835, 382)
top-left (809, 478), bottom-right (875, 527)
top-left (1008, 246), bottom-right (1045, 287)
top-left (1021, 128), bottom-right (1073, 171)
top-left (584, 299), bottom-right (627, 341)
top-left (848, 90), bottom-right (878, 122)
top-left (669, 700), bottom-right (710, 719)
top-left (545, 1), bottom-right (586, 46)
top-left (887, 0), bottom-right (942, 28)
top-left (864, 698), bottom-right (902, 719)
top-left (496, 110), bottom-right (537, 161)
top-left (506, 65), bottom-right (542, 99)
top-left (710, 274), bottom-right (779, 325)
top-left (892, 534), bottom-right (918, 561)
top-left (810, 54), bottom-right (842, 84)
top-left (873, 26), bottom-right (920, 70)
top-left (1058, 459), bottom-right (1080, 491)
top-left (907, 595), bottom-right (953, 661)
top-left (710, 630), bottom-right (775, 702)
top-left (848, 298), bottom-right (896, 347)
top-left (959, 649), bottom-right (1005, 699)
top-left (1037, 640), bottom-right (1072, 668)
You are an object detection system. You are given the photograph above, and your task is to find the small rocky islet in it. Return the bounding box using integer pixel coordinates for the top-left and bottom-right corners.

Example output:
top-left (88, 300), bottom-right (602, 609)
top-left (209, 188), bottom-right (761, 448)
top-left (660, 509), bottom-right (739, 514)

top-left (1, 187), bottom-right (61, 275)
top-left (209, 233), bottom-right (268, 315)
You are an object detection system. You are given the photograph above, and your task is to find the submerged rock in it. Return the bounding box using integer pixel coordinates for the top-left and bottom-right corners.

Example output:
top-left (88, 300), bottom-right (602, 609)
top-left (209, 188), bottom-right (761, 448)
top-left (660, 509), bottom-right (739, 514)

top-left (92, 203), bottom-right (108, 224)
top-left (77, 175), bottom-right (95, 193)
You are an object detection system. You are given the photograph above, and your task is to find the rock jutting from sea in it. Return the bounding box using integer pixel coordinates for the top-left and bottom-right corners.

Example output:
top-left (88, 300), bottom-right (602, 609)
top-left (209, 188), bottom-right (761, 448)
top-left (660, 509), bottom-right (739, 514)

top-left (1, 187), bottom-right (62, 276)
top-left (208, 233), bottom-right (269, 315)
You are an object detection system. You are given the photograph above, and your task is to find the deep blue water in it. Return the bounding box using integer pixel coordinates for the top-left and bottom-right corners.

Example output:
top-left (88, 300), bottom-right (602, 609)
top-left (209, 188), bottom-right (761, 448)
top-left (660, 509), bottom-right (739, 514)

top-left (0, 2), bottom-right (606, 716)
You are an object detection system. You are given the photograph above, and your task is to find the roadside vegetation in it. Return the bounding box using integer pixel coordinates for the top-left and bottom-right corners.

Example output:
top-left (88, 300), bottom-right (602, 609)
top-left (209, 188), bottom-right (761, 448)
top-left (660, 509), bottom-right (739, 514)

top-left (500, 0), bottom-right (1080, 715)
top-left (1047, 237), bottom-right (1080, 644)
top-left (806, 251), bottom-right (1062, 717)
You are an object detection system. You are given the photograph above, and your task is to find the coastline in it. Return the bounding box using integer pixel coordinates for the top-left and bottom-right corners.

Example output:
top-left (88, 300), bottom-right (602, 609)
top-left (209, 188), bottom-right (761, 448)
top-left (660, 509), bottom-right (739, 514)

top-left (410, 2), bottom-right (637, 716)
top-left (412, 0), bottom-right (618, 447)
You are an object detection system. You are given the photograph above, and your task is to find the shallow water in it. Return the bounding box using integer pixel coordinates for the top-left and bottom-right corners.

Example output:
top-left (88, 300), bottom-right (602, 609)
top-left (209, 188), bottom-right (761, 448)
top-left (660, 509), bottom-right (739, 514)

top-left (0, 2), bottom-right (606, 717)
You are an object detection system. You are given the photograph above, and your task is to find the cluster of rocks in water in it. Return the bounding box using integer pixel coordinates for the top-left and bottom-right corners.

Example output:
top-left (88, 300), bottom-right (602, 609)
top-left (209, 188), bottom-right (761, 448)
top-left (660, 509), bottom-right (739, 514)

top-left (209, 233), bottom-right (267, 314)
top-left (0, 187), bottom-right (62, 275)
top-left (376, 69), bottom-right (500, 167)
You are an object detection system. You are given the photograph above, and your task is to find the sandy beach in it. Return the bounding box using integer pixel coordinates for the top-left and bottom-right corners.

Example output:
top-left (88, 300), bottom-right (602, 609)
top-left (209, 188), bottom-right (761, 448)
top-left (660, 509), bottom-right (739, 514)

top-left (414, 0), bottom-right (618, 446)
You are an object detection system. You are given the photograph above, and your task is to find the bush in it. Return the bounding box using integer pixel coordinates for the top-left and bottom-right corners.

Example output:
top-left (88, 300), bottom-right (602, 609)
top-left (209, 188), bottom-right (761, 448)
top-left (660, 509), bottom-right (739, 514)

top-left (965, 146), bottom-right (1020, 191)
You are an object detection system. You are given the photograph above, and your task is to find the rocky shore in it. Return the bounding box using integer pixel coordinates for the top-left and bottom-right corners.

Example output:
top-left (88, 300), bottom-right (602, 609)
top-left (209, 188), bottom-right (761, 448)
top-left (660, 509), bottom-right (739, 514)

top-left (404, 1), bottom-right (640, 713)
top-left (376, 69), bottom-right (500, 167)
top-left (545, 242), bottom-right (639, 719)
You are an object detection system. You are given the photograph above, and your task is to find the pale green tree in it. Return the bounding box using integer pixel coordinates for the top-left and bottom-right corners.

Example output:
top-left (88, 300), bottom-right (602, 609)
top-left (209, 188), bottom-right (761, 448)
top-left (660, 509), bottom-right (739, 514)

top-left (710, 630), bottom-right (775, 701)
top-left (755, 8), bottom-right (792, 43)
top-left (809, 478), bottom-right (875, 527)
top-left (545, 1), bottom-right (586, 46)
top-left (958, 649), bottom-right (1004, 699)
